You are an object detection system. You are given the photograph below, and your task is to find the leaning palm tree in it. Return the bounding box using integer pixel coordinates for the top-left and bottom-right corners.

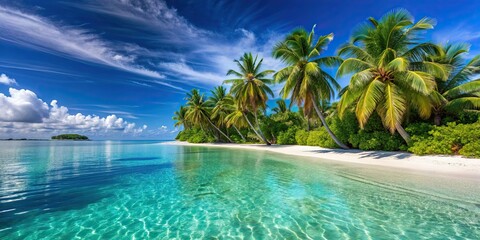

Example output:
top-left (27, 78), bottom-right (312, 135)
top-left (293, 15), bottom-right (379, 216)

top-left (273, 25), bottom-right (349, 149)
top-left (173, 105), bottom-right (189, 129)
top-left (336, 9), bottom-right (447, 144)
top-left (425, 43), bottom-right (480, 125)
top-left (208, 86), bottom-right (246, 140)
top-left (224, 53), bottom-right (274, 145)
top-left (225, 103), bottom-right (249, 142)
top-left (208, 86), bottom-right (231, 127)
top-left (185, 89), bottom-right (233, 143)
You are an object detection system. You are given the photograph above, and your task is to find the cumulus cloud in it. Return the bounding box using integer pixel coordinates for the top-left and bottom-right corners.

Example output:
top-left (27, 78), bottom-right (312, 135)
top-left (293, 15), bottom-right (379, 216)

top-left (0, 88), bottom-right (153, 138)
top-left (0, 88), bottom-right (49, 123)
top-left (0, 73), bottom-right (17, 85)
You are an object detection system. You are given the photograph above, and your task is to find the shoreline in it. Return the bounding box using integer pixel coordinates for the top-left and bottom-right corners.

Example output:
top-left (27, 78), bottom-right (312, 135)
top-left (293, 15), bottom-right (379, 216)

top-left (161, 141), bottom-right (480, 179)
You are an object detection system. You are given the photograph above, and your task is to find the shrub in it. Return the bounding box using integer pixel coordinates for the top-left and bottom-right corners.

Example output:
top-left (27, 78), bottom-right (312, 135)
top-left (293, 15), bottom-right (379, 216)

top-left (176, 129), bottom-right (191, 141)
top-left (331, 111), bottom-right (405, 151)
top-left (408, 121), bottom-right (480, 157)
top-left (277, 127), bottom-right (298, 145)
top-left (459, 142), bottom-right (480, 158)
top-left (362, 113), bottom-right (385, 132)
top-left (295, 129), bottom-right (309, 145)
top-left (405, 122), bottom-right (433, 138)
top-left (330, 111), bottom-right (359, 144)
top-left (443, 111), bottom-right (480, 125)
top-left (175, 127), bottom-right (215, 143)
top-left (306, 129), bottom-right (337, 148)
top-left (349, 130), bottom-right (405, 151)
top-left (230, 134), bottom-right (244, 143)
top-left (261, 112), bottom-right (304, 143)
top-left (188, 132), bottom-right (208, 143)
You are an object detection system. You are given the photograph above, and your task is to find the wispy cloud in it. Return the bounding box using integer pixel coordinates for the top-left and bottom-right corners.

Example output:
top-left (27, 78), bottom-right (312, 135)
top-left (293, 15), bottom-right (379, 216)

top-left (0, 61), bottom-right (82, 77)
top-left (433, 24), bottom-right (480, 44)
top-left (65, 0), bottom-right (285, 88)
top-left (0, 6), bottom-right (165, 80)
top-left (97, 110), bottom-right (138, 119)
top-left (0, 1), bottom-right (286, 91)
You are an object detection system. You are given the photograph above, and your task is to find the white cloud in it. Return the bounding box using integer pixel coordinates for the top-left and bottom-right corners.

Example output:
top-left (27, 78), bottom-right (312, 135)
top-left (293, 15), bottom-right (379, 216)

top-left (0, 1), bottom-right (286, 90)
top-left (158, 61), bottom-right (225, 85)
top-left (69, 0), bottom-right (211, 45)
top-left (0, 73), bottom-right (17, 85)
top-left (157, 29), bottom-right (285, 88)
top-left (0, 6), bottom-right (165, 81)
top-left (0, 88), bottom-right (153, 138)
top-left (68, 0), bottom-right (285, 88)
top-left (433, 24), bottom-right (480, 44)
top-left (0, 88), bottom-right (49, 123)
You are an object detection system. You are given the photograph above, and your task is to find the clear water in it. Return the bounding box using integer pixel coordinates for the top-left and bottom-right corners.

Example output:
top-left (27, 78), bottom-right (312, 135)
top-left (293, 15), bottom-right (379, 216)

top-left (0, 141), bottom-right (479, 239)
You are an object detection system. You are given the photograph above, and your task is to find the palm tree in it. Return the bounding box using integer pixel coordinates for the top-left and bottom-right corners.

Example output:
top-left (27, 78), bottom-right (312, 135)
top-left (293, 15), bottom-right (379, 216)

top-left (273, 25), bottom-right (349, 149)
top-left (185, 89), bottom-right (233, 143)
top-left (225, 103), bottom-right (249, 142)
top-left (272, 99), bottom-right (289, 114)
top-left (208, 86), bottom-right (246, 140)
top-left (173, 105), bottom-right (189, 129)
top-left (224, 52), bottom-right (274, 145)
top-left (336, 9), bottom-right (447, 144)
top-left (208, 86), bottom-right (231, 127)
top-left (425, 43), bottom-right (480, 125)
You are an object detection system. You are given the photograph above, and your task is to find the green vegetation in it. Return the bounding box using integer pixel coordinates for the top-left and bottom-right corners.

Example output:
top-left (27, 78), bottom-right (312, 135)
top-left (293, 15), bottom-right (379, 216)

top-left (51, 134), bottom-right (89, 140)
top-left (173, 9), bottom-right (480, 158)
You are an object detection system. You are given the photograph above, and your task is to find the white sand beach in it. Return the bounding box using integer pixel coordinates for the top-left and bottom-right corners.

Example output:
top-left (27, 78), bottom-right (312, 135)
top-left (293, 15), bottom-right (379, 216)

top-left (161, 141), bottom-right (480, 179)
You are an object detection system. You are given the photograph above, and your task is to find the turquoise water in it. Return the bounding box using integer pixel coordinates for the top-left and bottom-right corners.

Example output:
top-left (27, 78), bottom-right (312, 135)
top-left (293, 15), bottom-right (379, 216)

top-left (0, 141), bottom-right (479, 239)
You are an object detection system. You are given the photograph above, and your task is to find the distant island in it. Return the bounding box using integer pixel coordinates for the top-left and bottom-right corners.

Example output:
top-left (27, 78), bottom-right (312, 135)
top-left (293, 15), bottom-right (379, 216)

top-left (51, 134), bottom-right (89, 140)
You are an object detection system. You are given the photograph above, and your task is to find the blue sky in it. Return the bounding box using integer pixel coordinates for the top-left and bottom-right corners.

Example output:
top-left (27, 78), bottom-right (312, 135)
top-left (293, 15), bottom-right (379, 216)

top-left (1, 0), bottom-right (480, 139)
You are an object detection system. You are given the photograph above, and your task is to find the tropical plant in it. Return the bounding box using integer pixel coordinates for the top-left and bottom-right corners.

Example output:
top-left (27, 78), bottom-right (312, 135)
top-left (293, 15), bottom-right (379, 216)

top-left (208, 86), bottom-right (232, 126)
top-left (424, 43), bottom-right (480, 125)
top-left (225, 104), bottom-right (249, 142)
top-left (337, 9), bottom-right (447, 144)
top-left (173, 105), bottom-right (189, 129)
top-left (185, 89), bottom-right (233, 143)
top-left (224, 52), bottom-right (274, 145)
top-left (273, 25), bottom-right (349, 149)
top-left (208, 86), bottom-right (247, 141)
top-left (272, 99), bottom-right (289, 114)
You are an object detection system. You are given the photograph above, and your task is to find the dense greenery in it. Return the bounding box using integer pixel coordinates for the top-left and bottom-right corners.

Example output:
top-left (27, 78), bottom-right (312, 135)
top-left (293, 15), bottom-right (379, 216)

top-left (173, 9), bottom-right (480, 158)
top-left (408, 121), bottom-right (480, 156)
top-left (51, 134), bottom-right (89, 140)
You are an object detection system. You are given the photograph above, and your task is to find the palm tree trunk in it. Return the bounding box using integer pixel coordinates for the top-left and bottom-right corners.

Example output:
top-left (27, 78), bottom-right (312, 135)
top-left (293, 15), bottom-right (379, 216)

top-left (395, 123), bottom-right (411, 145)
top-left (306, 118), bottom-right (310, 132)
top-left (313, 103), bottom-right (349, 149)
top-left (243, 113), bottom-right (270, 145)
top-left (434, 112), bottom-right (442, 126)
top-left (233, 125), bottom-right (246, 141)
top-left (206, 118), bottom-right (233, 143)
top-left (254, 112), bottom-right (271, 145)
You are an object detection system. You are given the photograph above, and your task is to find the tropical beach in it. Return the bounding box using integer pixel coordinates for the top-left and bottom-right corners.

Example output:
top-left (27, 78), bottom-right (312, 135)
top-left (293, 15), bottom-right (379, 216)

top-left (163, 141), bottom-right (480, 178)
top-left (173, 9), bottom-right (480, 159)
top-left (1, 0), bottom-right (480, 239)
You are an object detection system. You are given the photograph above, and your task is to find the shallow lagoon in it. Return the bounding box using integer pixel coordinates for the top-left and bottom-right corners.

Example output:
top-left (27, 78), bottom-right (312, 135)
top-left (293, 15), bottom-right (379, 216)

top-left (0, 141), bottom-right (479, 239)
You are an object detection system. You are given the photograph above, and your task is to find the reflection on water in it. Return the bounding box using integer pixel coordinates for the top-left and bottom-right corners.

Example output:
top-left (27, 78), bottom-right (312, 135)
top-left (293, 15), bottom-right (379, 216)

top-left (0, 141), bottom-right (479, 239)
